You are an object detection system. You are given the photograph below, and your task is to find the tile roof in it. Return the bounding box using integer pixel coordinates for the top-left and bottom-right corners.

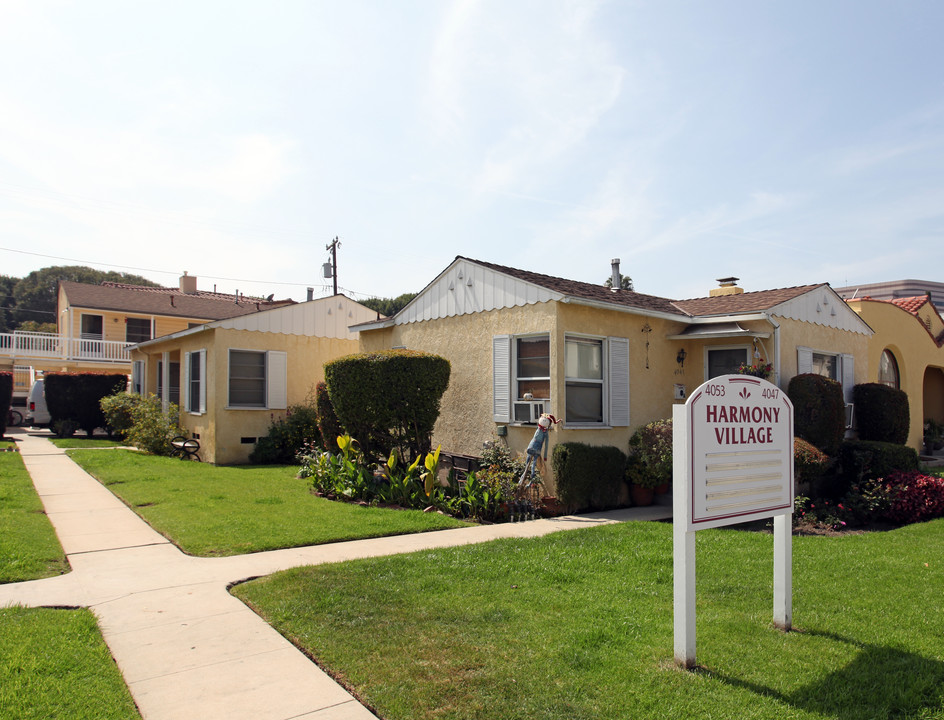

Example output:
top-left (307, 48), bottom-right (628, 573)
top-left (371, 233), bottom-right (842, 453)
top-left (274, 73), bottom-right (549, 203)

top-left (465, 258), bottom-right (825, 319)
top-left (61, 281), bottom-right (294, 321)
top-left (465, 258), bottom-right (686, 316)
top-left (890, 295), bottom-right (931, 315)
top-left (671, 285), bottom-right (826, 317)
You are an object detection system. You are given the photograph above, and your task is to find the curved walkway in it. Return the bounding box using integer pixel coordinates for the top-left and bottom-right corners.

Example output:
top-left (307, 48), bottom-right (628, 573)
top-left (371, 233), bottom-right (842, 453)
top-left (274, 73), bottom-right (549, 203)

top-left (0, 432), bottom-right (671, 719)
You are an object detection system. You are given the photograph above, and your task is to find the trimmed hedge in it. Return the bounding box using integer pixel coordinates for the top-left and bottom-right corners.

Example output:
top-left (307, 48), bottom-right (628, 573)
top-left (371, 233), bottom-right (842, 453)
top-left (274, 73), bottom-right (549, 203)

top-left (324, 350), bottom-right (450, 461)
top-left (551, 442), bottom-right (626, 512)
top-left (787, 373), bottom-right (845, 456)
top-left (44, 372), bottom-right (128, 436)
top-left (315, 381), bottom-right (343, 450)
top-left (0, 371), bottom-right (12, 437)
top-left (853, 383), bottom-right (910, 444)
top-left (840, 439), bottom-right (919, 484)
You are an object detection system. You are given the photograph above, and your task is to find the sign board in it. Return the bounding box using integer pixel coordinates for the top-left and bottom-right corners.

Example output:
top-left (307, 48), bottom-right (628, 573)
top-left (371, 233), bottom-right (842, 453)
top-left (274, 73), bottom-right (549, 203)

top-left (673, 374), bottom-right (795, 668)
top-left (685, 374), bottom-right (794, 531)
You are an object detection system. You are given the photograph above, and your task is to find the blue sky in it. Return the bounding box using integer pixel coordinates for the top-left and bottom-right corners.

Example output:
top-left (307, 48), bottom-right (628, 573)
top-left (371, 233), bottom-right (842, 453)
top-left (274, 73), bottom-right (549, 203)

top-left (1, 1), bottom-right (941, 303)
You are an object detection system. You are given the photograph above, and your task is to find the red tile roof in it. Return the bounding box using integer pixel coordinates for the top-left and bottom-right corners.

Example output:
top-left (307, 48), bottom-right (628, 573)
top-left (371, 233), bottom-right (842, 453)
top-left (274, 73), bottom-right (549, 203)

top-left (61, 281), bottom-right (294, 321)
top-left (890, 296), bottom-right (930, 315)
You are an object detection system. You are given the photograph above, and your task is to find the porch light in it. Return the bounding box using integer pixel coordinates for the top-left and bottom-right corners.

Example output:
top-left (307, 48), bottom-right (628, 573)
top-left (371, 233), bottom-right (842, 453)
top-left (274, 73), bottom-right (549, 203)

top-left (676, 348), bottom-right (687, 367)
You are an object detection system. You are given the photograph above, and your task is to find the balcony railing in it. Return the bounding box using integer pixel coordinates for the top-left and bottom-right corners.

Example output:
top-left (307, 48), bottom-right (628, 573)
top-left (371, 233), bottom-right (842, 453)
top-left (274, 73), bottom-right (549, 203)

top-left (0, 331), bottom-right (133, 363)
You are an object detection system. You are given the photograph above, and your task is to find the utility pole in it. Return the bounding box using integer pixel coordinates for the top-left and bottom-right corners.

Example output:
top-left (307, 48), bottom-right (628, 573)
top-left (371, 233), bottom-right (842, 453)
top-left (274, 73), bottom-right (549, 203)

top-left (325, 237), bottom-right (340, 296)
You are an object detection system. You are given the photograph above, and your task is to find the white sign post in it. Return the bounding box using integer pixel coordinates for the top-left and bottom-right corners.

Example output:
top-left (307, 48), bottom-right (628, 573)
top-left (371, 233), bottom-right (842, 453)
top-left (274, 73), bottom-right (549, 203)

top-left (673, 374), bottom-right (794, 669)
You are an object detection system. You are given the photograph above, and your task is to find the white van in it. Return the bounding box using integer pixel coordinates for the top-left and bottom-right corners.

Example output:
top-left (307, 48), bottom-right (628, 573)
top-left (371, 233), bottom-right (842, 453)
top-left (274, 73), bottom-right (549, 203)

top-left (25, 379), bottom-right (51, 428)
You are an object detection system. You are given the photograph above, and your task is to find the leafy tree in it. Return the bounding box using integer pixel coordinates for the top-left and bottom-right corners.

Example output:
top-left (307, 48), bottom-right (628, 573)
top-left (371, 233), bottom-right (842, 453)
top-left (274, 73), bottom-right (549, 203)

top-left (15, 321), bottom-right (57, 334)
top-left (12, 266), bottom-right (159, 327)
top-left (359, 292), bottom-right (417, 317)
top-left (604, 274), bottom-right (634, 291)
top-left (0, 275), bottom-right (16, 332)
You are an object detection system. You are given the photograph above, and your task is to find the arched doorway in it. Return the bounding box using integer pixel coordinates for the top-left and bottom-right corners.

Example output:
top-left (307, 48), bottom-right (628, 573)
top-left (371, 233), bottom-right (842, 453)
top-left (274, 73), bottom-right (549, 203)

top-left (923, 367), bottom-right (944, 425)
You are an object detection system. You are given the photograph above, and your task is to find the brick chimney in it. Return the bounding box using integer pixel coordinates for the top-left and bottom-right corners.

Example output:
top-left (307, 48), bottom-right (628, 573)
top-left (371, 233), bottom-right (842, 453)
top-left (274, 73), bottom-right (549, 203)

top-left (179, 272), bottom-right (198, 295)
top-left (709, 277), bottom-right (744, 297)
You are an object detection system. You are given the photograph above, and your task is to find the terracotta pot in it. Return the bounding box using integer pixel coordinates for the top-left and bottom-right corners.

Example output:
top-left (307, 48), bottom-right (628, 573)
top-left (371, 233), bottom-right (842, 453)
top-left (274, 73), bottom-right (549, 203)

top-left (630, 484), bottom-right (654, 507)
top-left (541, 496), bottom-right (564, 517)
top-left (654, 483), bottom-right (670, 495)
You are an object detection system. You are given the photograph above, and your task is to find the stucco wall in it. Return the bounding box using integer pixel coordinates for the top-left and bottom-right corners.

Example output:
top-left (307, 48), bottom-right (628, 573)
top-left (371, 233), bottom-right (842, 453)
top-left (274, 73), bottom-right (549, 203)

top-left (773, 316), bottom-right (870, 387)
top-left (848, 299), bottom-right (944, 451)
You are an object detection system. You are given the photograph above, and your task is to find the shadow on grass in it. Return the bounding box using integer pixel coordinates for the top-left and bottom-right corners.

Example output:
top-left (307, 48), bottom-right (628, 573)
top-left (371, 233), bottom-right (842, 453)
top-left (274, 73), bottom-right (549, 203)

top-left (712, 629), bottom-right (944, 718)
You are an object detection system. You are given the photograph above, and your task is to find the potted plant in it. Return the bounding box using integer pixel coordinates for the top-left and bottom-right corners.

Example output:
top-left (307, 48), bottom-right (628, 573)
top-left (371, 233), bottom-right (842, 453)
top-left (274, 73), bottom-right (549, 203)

top-left (626, 419), bottom-right (673, 505)
top-left (924, 419), bottom-right (944, 455)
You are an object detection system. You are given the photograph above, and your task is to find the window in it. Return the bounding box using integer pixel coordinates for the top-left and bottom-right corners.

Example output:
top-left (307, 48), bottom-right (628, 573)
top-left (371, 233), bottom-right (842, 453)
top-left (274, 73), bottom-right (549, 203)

top-left (565, 337), bottom-right (603, 424)
top-left (157, 360), bottom-right (180, 406)
top-left (227, 349), bottom-right (287, 409)
top-left (878, 349), bottom-right (900, 389)
top-left (80, 314), bottom-right (103, 339)
top-left (131, 361), bottom-right (145, 395)
top-left (229, 350), bottom-right (266, 407)
top-left (516, 336), bottom-right (550, 399)
top-left (492, 334), bottom-right (629, 427)
top-left (183, 350), bottom-right (206, 414)
top-left (707, 347), bottom-right (749, 379)
top-left (811, 352), bottom-right (838, 380)
top-left (126, 317), bottom-right (152, 343)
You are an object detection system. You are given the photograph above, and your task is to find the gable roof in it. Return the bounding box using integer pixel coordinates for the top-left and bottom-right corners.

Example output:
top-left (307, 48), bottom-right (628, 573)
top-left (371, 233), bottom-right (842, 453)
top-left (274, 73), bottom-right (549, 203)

top-left (60, 281), bottom-right (294, 321)
top-left (671, 285), bottom-right (825, 317)
top-left (469, 258), bottom-right (685, 316)
top-left (355, 256), bottom-right (871, 335)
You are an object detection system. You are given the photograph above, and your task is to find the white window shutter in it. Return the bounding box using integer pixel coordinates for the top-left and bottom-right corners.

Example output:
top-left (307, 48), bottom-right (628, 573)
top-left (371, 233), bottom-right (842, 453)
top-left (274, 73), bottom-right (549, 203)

top-left (267, 351), bottom-right (288, 410)
top-left (197, 350), bottom-right (207, 414)
top-left (608, 337), bottom-right (630, 427)
top-left (841, 354), bottom-right (854, 402)
top-left (182, 352), bottom-right (191, 412)
top-left (797, 347), bottom-right (812, 375)
top-left (492, 335), bottom-right (511, 422)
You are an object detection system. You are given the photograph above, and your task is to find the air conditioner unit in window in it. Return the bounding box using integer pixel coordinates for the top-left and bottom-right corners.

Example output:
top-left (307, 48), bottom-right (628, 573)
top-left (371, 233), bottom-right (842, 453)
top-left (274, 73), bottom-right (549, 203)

top-left (513, 401), bottom-right (546, 424)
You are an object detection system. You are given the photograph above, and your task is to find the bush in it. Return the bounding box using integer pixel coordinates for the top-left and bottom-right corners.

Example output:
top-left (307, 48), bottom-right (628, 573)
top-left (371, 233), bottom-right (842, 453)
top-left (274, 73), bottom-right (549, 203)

top-left (0, 371), bottom-right (12, 437)
top-left (551, 443), bottom-right (626, 512)
top-left (124, 394), bottom-right (183, 456)
top-left (626, 419), bottom-right (672, 489)
top-left (250, 404), bottom-right (322, 464)
top-left (883, 471), bottom-right (944, 524)
top-left (100, 393), bottom-right (144, 440)
top-left (44, 372), bottom-right (128, 436)
top-left (794, 437), bottom-right (830, 490)
top-left (787, 374), bottom-right (845, 456)
top-left (854, 383), bottom-right (910, 444)
top-left (324, 350), bottom-right (450, 461)
top-left (839, 439), bottom-right (919, 485)
top-left (315, 381), bottom-right (343, 450)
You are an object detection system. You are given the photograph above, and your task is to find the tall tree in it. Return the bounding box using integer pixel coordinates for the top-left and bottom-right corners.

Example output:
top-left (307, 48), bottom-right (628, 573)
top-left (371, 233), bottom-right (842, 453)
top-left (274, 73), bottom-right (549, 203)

top-left (11, 266), bottom-right (160, 328)
top-left (360, 292), bottom-right (417, 317)
top-left (0, 275), bottom-right (17, 332)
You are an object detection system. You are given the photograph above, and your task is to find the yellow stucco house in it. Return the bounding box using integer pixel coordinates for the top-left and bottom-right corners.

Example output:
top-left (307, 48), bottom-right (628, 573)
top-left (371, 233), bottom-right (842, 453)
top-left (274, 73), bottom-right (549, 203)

top-left (846, 293), bottom-right (944, 451)
top-left (1, 274), bottom-right (291, 399)
top-left (130, 294), bottom-right (379, 464)
top-left (355, 257), bottom-right (873, 493)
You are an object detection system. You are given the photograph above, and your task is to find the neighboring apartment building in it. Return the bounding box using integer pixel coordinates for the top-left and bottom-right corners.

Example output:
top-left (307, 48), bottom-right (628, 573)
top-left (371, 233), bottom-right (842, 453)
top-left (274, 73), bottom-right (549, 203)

top-left (129, 294), bottom-right (380, 464)
top-left (0, 273), bottom-right (292, 397)
top-left (834, 279), bottom-right (944, 311)
top-left (354, 257), bottom-right (873, 493)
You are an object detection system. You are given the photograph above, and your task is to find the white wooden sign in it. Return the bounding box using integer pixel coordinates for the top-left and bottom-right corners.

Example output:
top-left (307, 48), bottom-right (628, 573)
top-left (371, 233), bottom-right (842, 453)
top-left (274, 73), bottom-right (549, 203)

top-left (673, 374), bottom-right (794, 668)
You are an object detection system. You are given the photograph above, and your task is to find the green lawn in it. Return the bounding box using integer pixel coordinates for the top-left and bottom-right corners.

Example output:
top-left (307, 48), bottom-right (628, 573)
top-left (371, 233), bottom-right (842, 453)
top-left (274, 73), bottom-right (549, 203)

top-left (68, 449), bottom-right (471, 556)
top-left (0, 453), bottom-right (69, 584)
top-left (0, 607), bottom-right (141, 719)
top-left (50, 437), bottom-right (125, 449)
top-left (234, 519), bottom-right (944, 720)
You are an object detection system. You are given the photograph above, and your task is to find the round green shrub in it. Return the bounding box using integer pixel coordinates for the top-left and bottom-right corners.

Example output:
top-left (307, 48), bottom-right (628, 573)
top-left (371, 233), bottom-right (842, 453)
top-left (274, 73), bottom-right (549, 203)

top-left (627, 419), bottom-right (673, 489)
top-left (324, 350), bottom-right (450, 461)
top-left (551, 442), bottom-right (626, 511)
top-left (853, 383), bottom-right (910, 444)
top-left (787, 373), bottom-right (845, 456)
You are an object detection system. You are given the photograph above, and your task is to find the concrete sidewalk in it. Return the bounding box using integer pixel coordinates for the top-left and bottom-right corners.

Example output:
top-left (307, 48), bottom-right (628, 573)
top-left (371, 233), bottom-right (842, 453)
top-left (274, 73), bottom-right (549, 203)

top-left (0, 431), bottom-right (671, 719)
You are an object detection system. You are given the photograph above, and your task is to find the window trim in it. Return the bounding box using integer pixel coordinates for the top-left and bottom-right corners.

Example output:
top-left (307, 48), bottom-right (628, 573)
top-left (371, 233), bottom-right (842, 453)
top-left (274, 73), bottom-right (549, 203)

top-left (513, 334), bottom-right (551, 401)
top-left (878, 348), bottom-right (900, 389)
top-left (125, 316), bottom-right (153, 344)
top-left (183, 349), bottom-right (207, 415)
top-left (228, 349), bottom-right (267, 409)
top-left (564, 334), bottom-right (606, 427)
top-left (225, 349), bottom-right (287, 410)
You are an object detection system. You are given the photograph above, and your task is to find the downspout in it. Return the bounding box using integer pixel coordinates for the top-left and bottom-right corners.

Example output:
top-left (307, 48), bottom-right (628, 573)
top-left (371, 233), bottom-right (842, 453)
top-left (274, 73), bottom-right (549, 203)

top-left (766, 313), bottom-right (781, 386)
